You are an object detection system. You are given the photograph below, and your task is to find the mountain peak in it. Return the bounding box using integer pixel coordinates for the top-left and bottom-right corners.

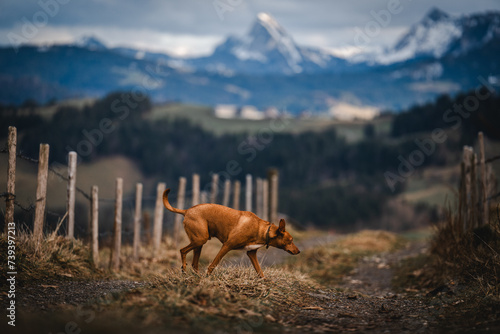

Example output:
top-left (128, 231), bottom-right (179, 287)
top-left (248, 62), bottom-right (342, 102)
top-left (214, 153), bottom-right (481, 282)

top-left (205, 11), bottom-right (345, 75)
top-left (423, 7), bottom-right (450, 22)
top-left (249, 12), bottom-right (289, 42)
top-left (256, 12), bottom-right (280, 28)
top-left (74, 35), bottom-right (107, 50)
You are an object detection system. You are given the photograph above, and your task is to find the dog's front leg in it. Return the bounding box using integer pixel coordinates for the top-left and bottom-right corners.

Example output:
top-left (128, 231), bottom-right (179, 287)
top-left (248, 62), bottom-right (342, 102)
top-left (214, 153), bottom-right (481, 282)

top-left (207, 243), bottom-right (232, 275)
top-left (246, 250), bottom-right (264, 278)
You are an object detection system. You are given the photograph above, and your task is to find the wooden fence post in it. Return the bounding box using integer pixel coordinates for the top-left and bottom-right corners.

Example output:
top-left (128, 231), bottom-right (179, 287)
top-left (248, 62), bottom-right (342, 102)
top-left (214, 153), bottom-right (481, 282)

top-left (5, 126), bottom-right (16, 232)
top-left (110, 178), bottom-right (123, 271)
top-left (200, 191), bottom-right (208, 204)
top-left (192, 173), bottom-right (200, 206)
top-left (33, 144), bottom-right (49, 242)
top-left (458, 162), bottom-right (465, 235)
top-left (233, 180), bottom-right (241, 210)
top-left (256, 178), bottom-right (263, 218)
top-left (67, 151), bottom-right (77, 239)
top-left (246, 174), bottom-right (252, 212)
top-left (152, 182), bottom-right (166, 258)
top-left (210, 173), bottom-right (219, 203)
top-left (174, 177), bottom-right (186, 248)
top-left (478, 132), bottom-right (488, 225)
top-left (222, 179), bottom-right (231, 207)
top-left (91, 185), bottom-right (99, 266)
top-left (133, 183), bottom-right (143, 261)
top-left (470, 153), bottom-right (478, 228)
top-left (462, 146), bottom-right (473, 231)
top-left (262, 179), bottom-right (269, 221)
top-left (269, 169), bottom-right (279, 224)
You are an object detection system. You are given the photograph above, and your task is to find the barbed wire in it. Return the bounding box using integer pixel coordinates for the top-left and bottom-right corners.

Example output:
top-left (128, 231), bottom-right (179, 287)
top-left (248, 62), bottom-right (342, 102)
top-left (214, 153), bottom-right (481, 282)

top-left (484, 154), bottom-right (500, 164)
top-left (0, 148), bottom-right (160, 204)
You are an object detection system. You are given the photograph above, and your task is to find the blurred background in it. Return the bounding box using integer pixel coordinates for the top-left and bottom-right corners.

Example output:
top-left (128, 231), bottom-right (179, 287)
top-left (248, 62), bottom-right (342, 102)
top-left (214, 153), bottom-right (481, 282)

top-left (1, 0), bottom-right (499, 236)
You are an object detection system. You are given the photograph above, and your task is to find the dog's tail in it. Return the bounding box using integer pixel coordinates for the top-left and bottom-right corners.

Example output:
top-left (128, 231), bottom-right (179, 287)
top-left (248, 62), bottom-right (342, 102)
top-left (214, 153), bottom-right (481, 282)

top-left (162, 189), bottom-right (187, 216)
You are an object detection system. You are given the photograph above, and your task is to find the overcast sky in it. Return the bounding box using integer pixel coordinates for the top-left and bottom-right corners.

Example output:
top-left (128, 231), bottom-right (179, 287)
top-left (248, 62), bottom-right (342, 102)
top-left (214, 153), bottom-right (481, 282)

top-left (1, 0), bottom-right (499, 57)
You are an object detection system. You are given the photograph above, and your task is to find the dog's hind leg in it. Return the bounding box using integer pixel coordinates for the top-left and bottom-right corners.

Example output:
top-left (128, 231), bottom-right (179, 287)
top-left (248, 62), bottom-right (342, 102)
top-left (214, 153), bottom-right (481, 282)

top-left (180, 217), bottom-right (208, 272)
top-left (180, 243), bottom-right (202, 272)
top-left (191, 246), bottom-right (203, 272)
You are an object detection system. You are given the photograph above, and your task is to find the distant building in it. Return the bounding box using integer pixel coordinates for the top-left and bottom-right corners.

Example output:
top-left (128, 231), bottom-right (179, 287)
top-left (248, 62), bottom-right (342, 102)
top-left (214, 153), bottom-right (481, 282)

top-left (214, 104), bottom-right (238, 119)
top-left (328, 102), bottom-right (379, 121)
top-left (240, 105), bottom-right (266, 120)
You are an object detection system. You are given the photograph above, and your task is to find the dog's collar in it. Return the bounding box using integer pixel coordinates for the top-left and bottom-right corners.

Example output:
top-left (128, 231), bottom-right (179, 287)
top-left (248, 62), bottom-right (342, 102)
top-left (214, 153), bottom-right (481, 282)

top-left (265, 225), bottom-right (271, 249)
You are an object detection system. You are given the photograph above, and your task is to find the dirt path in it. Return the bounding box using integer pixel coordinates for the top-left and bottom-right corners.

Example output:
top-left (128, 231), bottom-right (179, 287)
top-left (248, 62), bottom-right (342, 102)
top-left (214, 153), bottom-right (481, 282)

top-left (339, 241), bottom-right (428, 296)
top-left (13, 280), bottom-right (147, 312)
top-left (280, 241), bottom-right (438, 333)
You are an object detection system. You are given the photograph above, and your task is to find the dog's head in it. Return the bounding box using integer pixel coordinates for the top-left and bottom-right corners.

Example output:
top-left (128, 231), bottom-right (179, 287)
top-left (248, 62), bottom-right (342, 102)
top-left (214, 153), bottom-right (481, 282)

top-left (270, 219), bottom-right (300, 255)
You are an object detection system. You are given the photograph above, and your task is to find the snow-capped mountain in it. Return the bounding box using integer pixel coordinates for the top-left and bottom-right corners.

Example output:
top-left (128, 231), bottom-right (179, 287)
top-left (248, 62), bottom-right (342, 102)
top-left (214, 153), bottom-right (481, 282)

top-left (0, 9), bottom-right (498, 111)
top-left (362, 7), bottom-right (500, 65)
top-left (187, 12), bottom-right (347, 75)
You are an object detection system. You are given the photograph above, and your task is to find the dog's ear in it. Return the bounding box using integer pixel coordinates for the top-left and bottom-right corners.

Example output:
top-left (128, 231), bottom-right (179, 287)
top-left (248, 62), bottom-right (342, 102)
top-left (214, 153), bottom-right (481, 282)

top-left (278, 219), bottom-right (286, 234)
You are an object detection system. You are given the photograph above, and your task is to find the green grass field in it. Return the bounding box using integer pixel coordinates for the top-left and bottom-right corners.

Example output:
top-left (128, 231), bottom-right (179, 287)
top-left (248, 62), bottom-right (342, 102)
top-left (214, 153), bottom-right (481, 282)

top-left (147, 102), bottom-right (392, 141)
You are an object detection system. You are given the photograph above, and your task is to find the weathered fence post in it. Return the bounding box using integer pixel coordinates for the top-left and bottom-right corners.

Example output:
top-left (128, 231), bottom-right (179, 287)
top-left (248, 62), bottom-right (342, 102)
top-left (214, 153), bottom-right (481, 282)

top-left (152, 182), bottom-right (166, 258)
top-left (192, 173), bottom-right (200, 206)
top-left (470, 153), bottom-right (478, 228)
top-left (462, 146), bottom-right (473, 231)
top-left (5, 126), bottom-right (16, 232)
top-left (458, 161), bottom-right (465, 235)
top-left (67, 151), bottom-right (77, 239)
top-left (233, 180), bottom-right (241, 210)
top-left (110, 178), bottom-right (123, 271)
top-left (256, 178), bottom-right (263, 217)
top-left (269, 169), bottom-right (279, 224)
top-left (222, 179), bottom-right (231, 207)
top-left (262, 179), bottom-right (269, 221)
top-left (478, 132), bottom-right (488, 225)
top-left (201, 191), bottom-right (208, 204)
top-left (174, 177), bottom-right (186, 248)
top-left (246, 174), bottom-right (252, 212)
top-left (210, 173), bottom-right (219, 203)
top-left (91, 185), bottom-right (99, 266)
top-left (33, 143), bottom-right (50, 242)
top-left (133, 183), bottom-right (143, 261)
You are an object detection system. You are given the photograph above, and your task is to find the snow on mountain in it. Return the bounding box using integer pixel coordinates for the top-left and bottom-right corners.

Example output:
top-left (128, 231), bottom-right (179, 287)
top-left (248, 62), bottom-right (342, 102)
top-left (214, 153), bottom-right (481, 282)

top-left (358, 8), bottom-right (500, 66)
top-left (371, 8), bottom-right (461, 65)
top-left (200, 12), bottom-right (346, 75)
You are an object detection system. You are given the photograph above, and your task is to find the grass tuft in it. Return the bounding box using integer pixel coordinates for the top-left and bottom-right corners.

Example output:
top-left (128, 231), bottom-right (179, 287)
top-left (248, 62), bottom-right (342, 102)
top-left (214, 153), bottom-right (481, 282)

top-left (0, 228), bottom-right (102, 282)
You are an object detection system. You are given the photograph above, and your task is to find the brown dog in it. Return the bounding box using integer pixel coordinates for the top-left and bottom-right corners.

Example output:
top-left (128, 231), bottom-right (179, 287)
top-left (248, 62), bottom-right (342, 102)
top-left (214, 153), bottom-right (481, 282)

top-left (163, 188), bottom-right (300, 277)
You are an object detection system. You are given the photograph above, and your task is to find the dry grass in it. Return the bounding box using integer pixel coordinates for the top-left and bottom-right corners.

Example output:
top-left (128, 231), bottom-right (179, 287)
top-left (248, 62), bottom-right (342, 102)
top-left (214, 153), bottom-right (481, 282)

top-left (285, 230), bottom-right (406, 284)
top-left (338, 230), bottom-right (402, 252)
top-left (0, 228), bottom-right (102, 282)
top-left (394, 203), bottom-right (500, 298)
top-left (429, 206), bottom-right (500, 295)
top-left (93, 266), bottom-right (317, 332)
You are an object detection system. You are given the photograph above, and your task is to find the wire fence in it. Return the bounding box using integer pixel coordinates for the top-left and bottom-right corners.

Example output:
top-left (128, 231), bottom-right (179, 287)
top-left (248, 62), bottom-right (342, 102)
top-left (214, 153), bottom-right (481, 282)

top-left (0, 147), bottom-right (163, 239)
